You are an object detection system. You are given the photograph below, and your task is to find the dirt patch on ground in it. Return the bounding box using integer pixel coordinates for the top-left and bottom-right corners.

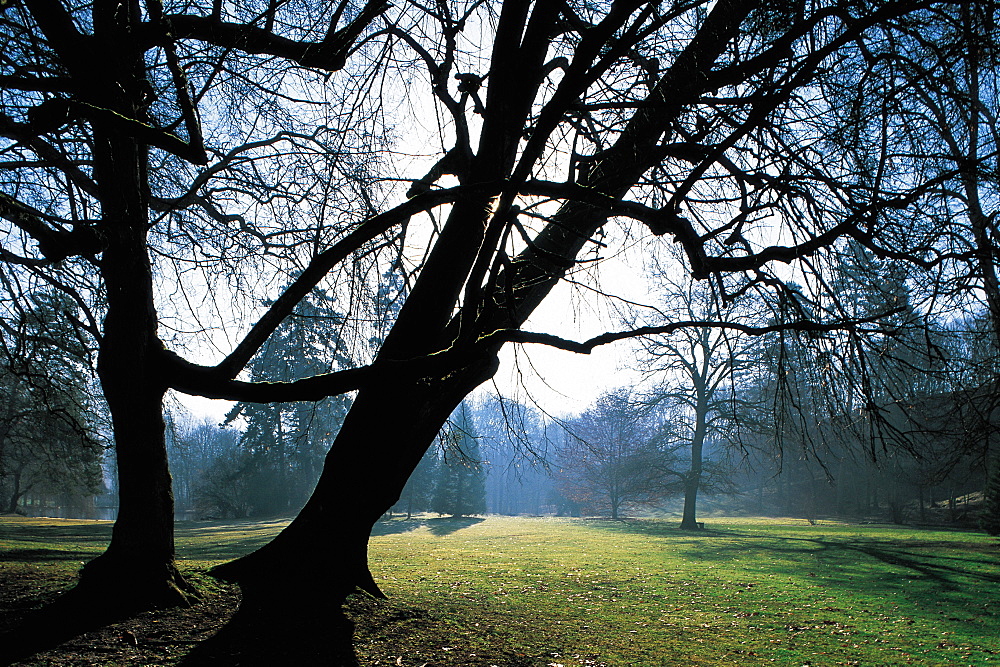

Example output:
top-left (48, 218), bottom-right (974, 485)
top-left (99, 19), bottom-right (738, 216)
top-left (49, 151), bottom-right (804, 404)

top-left (0, 568), bottom-right (240, 666)
top-left (0, 567), bottom-right (547, 666)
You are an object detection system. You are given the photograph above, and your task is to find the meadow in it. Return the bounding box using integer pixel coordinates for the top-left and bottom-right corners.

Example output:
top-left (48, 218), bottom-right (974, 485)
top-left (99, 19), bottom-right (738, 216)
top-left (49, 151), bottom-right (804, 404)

top-left (1, 514), bottom-right (998, 666)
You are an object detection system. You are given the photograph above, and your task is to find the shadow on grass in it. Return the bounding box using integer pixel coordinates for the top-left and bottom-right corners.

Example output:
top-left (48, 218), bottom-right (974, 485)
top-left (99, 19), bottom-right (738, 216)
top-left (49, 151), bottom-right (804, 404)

top-left (371, 515), bottom-right (485, 537)
top-left (0, 580), bottom-right (148, 667)
top-left (0, 520), bottom-right (112, 543)
top-left (0, 520), bottom-right (111, 559)
top-left (176, 521), bottom-right (288, 561)
top-left (425, 516), bottom-right (485, 535)
top-left (584, 518), bottom-right (1000, 597)
top-left (580, 517), bottom-right (736, 540)
top-left (0, 548), bottom-right (97, 562)
top-left (371, 517), bottom-right (427, 537)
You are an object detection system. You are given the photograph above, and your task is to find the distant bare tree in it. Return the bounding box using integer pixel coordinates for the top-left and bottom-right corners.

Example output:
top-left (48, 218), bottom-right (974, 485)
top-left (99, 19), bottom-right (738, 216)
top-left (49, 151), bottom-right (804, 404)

top-left (641, 264), bottom-right (758, 529)
top-left (555, 389), bottom-right (667, 519)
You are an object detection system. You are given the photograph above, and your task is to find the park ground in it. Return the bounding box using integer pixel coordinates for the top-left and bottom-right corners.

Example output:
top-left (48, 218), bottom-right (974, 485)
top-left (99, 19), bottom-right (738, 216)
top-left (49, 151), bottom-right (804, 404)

top-left (0, 514), bottom-right (998, 666)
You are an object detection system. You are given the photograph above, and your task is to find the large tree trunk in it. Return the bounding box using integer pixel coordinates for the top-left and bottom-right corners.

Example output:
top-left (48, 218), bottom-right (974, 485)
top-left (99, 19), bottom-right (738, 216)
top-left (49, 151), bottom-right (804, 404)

top-left (213, 355), bottom-right (499, 592)
top-left (75, 188), bottom-right (194, 607)
top-left (79, 367), bottom-right (192, 607)
top-left (679, 473), bottom-right (702, 530)
top-left (187, 360), bottom-right (496, 665)
top-left (4, 470), bottom-right (23, 515)
top-left (69, 2), bottom-right (193, 609)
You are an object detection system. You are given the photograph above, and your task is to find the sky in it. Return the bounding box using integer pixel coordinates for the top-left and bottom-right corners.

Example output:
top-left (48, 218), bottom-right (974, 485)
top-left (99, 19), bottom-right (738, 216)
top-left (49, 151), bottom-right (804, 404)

top-left (175, 235), bottom-right (655, 424)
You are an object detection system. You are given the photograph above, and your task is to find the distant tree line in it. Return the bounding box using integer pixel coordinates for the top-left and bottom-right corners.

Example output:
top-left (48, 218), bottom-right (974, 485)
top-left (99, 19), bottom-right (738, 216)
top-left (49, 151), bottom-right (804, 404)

top-left (547, 246), bottom-right (1000, 531)
top-left (0, 291), bottom-right (104, 517)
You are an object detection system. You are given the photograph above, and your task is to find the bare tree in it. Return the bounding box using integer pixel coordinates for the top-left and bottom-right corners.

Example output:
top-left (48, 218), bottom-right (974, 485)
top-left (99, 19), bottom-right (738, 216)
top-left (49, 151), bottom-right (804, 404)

top-left (641, 264), bottom-right (758, 529)
top-left (0, 2), bottom-right (981, 658)
top-left (1, 0), bottom-right (392, 609)
top-left (555, 388), bottom-right (666, 519)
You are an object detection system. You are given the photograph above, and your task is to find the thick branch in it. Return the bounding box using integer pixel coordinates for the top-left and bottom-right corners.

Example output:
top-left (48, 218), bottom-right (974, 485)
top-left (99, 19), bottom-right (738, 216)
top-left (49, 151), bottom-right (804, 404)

top-left (0, 75), bottom-right (73, 93)
top-left (0, 192), bottom-right (104, 262)
top-left (77, 102), bottom-right (208, 165)
top-left (214, 183), bottom-right (501, 378)
top-left (169, 304), bottom-right (898, 404)
top-left (166, 0), bottom-right (388, 71)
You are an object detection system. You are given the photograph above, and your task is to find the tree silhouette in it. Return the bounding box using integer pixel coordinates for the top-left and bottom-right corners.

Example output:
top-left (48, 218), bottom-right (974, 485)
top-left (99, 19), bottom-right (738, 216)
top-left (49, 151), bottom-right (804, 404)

top-left (0, 3), bottom-right (987, 661)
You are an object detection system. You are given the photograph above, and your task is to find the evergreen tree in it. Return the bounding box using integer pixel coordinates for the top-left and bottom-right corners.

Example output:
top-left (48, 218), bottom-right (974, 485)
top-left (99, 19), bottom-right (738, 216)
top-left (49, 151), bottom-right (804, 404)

top-left (0, 291), bottom-right (104, 515)
top-left (432, 402), bottom-right (486, 517)
top-left (224, 283), bottom-right (353, 516)
top-left (392, 445), bottom-right (439, 519)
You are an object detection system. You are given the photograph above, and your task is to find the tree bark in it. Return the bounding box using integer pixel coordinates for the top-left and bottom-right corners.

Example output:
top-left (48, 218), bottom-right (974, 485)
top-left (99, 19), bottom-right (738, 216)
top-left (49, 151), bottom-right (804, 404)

top-left (4, 469), bottom-right (24, 514)
top-left (76, 164), bottom-right (195, 606)
top-left (69, 2), bottom-right (193, 609)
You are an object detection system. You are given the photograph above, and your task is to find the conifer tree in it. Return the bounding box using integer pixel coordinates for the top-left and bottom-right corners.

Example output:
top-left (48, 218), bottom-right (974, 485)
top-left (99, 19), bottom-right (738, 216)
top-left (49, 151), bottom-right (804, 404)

top-left (393, 445), bottom-right (439, 519)
top-left (225, 284), bottom-right (353, 516)
top-left (432, 402), bottom-right (486, 517)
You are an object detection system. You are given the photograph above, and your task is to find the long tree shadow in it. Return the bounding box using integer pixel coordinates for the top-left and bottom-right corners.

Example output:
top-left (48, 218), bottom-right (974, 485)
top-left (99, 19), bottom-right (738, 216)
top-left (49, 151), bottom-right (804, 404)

top-left (370, 515), bottom-right (485, 537)
top-left (370, 517), bottom-right (429, 537)
top-left (176, 521), bottom-right (288, 560)
top-left (678, 533), bottom-right (1000, 590)
top-left (584, 519), bottom-right (1000, 594)
top-left (0, 570), bottom-right (359, 667)
top-left (0, 520), bottom-right (111, 565)
top-left (0, 519), bottom-right (112, 543)
top-left (0, 579), bottom-right (149, 666)
top-left (425, 516), bottom-right (485, 536)
top-left (0, 548), bottom-right (98, 562)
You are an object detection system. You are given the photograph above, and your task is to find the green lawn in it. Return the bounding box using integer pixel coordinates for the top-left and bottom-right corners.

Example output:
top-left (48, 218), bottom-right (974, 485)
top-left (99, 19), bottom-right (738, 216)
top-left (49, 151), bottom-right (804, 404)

top-left (2, 515), bottom-right (998, 666)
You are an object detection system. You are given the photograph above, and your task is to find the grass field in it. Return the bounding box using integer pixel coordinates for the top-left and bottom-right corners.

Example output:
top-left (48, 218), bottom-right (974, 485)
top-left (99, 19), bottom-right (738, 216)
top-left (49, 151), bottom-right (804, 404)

top-left (1, 514), bottom-right (998, 666)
